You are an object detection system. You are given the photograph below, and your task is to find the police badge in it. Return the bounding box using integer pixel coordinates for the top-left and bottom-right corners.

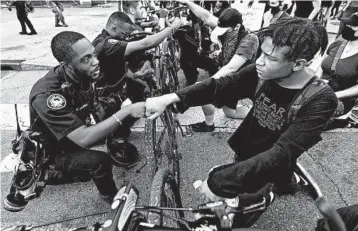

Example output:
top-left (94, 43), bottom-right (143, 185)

top-left (47, 94), bottom-right (66, 110)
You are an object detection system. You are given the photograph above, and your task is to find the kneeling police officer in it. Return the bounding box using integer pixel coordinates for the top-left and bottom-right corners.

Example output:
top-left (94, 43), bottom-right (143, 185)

top-left (20, 31), bottom-right (145, 207)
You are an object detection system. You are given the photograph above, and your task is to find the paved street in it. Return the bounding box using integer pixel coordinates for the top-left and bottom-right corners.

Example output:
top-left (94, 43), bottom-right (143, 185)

top-left (1, 4), bottom-right (357, 231)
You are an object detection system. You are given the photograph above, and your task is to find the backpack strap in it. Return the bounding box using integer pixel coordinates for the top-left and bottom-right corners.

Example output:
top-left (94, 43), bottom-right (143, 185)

top-left (330, 40), bottom-right (348, 76)
top-left (254, 77), bottom-right (329, 124)
top-left (287, 77), bottom-right (328, 123)
top-left (255, 79), bottom-right (266, 98)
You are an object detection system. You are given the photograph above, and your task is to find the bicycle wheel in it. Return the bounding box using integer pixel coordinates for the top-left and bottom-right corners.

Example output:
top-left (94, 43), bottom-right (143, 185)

top-left (148, 168), bottom-right (184, 228)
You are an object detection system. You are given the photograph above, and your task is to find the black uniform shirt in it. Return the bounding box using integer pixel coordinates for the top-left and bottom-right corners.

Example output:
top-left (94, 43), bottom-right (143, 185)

top-left (12, 1), bottom-right (27, 14)
top-left (92, 30), bottom-right (128, 87)
top-left (29, 65), bottom-right (105, 153)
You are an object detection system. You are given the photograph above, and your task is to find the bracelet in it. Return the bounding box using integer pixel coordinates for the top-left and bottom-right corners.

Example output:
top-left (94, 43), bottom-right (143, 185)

top-left (112, 114), bottom-right (122, 126)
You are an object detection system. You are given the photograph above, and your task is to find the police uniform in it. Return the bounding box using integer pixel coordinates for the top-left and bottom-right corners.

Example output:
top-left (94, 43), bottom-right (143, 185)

top-left (92, 30), bottom-right (147, 136)
top-left (29, 65), bottom-right (117, 196)
top-left (11, 1), bottom-right (36, 34)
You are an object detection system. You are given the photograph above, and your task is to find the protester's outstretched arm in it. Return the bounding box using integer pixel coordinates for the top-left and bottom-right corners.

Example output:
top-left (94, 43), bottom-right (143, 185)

top-left (335, 85), bottom-right (358, 99)
top-left (145, 93), bottom-right (180, 119)
top-left (211, 55), bottom-right (248, 79)
top-left (308, 0), bottom-right (322, 20)
top-left (125, 18), bottom-right (182, 56)
top-left (175, 0), bottom-right (218, 28)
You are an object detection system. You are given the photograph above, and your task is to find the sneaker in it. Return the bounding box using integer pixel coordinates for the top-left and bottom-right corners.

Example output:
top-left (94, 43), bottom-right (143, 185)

top-left (190, 121), bottom-right (215, 132)
top-left (28, 31), bottom-right (37, 35)
top-left (19, 31), bottom-right (28, 35)
top-left (55, 24), bottom-right (62, 27)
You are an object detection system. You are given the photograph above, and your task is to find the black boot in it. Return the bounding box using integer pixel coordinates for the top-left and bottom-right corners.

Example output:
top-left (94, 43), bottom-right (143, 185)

top-left (28, 31), bottom-right (37, 35)
top-left (55, 18), bottom-right (61, 27)
top-left (61, 19), bottom-right (68, 27)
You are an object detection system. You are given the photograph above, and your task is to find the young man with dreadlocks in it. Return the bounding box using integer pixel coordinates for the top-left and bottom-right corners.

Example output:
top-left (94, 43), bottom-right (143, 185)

top-left (145, 17), bottom-right (337, 227)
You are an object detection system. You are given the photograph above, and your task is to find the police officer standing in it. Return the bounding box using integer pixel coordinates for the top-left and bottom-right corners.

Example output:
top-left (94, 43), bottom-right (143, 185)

top-left (8, 0), bottom-right (37, 35)
top-left (28, 31), bottom-right (146, 204)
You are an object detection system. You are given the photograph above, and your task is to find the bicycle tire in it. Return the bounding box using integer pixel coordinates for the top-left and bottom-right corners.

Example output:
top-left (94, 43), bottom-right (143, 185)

top-left (147, 168), bottom-right (184, 228)
top-left (162, 107), bottom-right (180, 186)
top-left (145, 118), bottom-right (158, 180)
top-left (161, 41), bottom-right (181, 184)
top-left (145, 110), bottom-right (174, 178)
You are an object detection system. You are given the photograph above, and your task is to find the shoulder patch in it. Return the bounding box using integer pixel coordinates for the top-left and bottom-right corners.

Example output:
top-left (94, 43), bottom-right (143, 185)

top-left (107, 39), bottom-right (119, 44)
top-left (47, 94), bottom-right (66, 110)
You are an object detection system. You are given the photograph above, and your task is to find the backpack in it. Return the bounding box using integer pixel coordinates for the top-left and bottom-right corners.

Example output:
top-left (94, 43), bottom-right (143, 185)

top-left (255, 76), bottom-right (329, 124)
top-left (3, 105), bottom-right (49, 212)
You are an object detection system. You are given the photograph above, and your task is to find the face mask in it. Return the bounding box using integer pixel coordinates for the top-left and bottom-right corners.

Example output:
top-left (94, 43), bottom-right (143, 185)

top-left (270, 6), bottom-right (281, 15)
top-left (213, 9), bottom-right (222, 18)
top-left (341, 26), bottom-right (358, 41)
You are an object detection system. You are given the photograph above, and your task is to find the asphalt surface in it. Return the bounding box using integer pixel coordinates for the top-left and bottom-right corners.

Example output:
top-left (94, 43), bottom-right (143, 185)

top-left (1, 130), bottom-right (357, 231)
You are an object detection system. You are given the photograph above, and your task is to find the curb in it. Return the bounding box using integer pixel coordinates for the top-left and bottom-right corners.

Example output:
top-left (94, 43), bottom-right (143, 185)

top-left (1, 60), bottom-right (53, 71)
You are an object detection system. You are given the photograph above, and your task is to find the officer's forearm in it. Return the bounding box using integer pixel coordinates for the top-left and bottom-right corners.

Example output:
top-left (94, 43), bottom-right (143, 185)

top-left (140, 20), bottom-right (158, 28)
top-left (142, 27), bottom-right (173, 49)
top-left (67, 106), bottom-right (132, 148)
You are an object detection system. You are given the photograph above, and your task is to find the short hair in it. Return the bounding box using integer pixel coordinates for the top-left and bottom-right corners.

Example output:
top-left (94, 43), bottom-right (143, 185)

top-left (51, 31), bottom-right (86, 63)
top-left (121, 0), bottom-right (139, 13)
top-left (106, 11), bottom-right (133, 27)
top-left (257, 17), bottom-right (328, 62)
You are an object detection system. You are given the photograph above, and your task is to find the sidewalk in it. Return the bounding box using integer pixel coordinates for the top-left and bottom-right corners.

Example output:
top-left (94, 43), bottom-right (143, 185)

top-left (1, 6), bottom-right (340, 70)
top-left (1, 6), bottom-right (117, 70)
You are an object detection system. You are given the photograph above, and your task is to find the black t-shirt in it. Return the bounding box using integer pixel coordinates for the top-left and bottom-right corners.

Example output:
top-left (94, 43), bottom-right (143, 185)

top-left (175, 64), bottom-right (338, 197)
top-left (29, 65), bottom-right (106, 154)
top-left (92, 30), bottom-right (128, 87)
top-left (234, 77), bottom-right (300, 161)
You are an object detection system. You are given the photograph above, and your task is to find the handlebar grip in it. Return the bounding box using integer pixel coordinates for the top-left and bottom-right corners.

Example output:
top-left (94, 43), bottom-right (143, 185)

top-left (315, 197), bottom-right (347, 231)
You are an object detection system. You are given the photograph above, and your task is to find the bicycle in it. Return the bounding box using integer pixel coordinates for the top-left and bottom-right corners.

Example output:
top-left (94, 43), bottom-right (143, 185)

top-left (126, 7), bottom-right (193, 228)
top-left (57, 162), bottom-right (346, 231)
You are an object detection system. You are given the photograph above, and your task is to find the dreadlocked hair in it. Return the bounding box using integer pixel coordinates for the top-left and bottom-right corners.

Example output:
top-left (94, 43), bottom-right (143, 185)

top-left (257, 17), bottom-right (328, 62)
top-left (51, 31), bottom-right (86, 63)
